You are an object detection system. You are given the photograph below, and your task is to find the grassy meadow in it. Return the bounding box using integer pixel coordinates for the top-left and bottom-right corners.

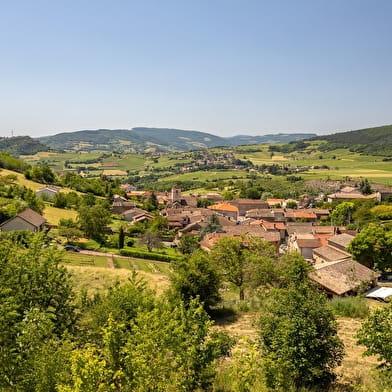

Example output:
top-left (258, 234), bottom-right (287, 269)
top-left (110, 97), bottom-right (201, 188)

top-left (236, 143), bottom-right (392, 185)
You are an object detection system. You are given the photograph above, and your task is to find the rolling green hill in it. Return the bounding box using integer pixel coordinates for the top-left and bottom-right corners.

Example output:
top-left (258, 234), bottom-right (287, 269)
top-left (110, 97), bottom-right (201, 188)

top-left (313, 125), bottom-right (392, 156)
top-left (38, 128), bottom-right (317, 153)
top-left (0, 136), bottom-right (49, 156)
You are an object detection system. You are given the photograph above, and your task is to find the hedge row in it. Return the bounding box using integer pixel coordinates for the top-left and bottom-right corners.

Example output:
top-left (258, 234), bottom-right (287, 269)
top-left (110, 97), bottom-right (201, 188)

top-left (119, 248), bottom-right (179, 262)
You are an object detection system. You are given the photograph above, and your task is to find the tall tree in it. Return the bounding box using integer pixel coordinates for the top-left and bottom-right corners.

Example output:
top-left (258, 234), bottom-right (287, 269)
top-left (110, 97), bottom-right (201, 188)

top-left (138, 230), bottom-right (162, 252)
top-left (170, 251), bottom-right (221, 311)
top-left (258, 256), bottom-right (344, 390)
top-left (77, 201), bottom-right (112, 243)
top-left (330, 201), bottom-right (355, 226)
top-left (0, 234), bottom-right (75, 389)
top-left (177, 233), bottom-right (200, 255)
top-left (210, 235), bottom-right (277, 300)
top-left (348, 223), bottom-right (392, 272)
top-left (118, 225), bottom-right (125, 249)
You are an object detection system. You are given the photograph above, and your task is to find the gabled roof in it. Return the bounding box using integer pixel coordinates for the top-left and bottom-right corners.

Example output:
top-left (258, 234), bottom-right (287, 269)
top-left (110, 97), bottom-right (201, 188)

top-left (293, 211), bottom-right (317, 219)
top-left (208, 203), bottom-right (239, 213)
top-left (1, 208), bottom-right (46, 228)
top-left (310, 259), bottom-right (377, 296)
top-left (297, 238), bottom-right (322, 249)
top-left (37, 185), bottom-right (60, 193)
top-left (313, 245), bottom-right (351, 262)
top-left (327, 233), bottom-right (355, 250)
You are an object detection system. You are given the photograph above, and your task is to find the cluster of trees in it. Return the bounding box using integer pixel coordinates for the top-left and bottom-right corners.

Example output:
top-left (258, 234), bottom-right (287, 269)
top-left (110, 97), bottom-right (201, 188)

top-left (0, 151), bottom-right (31, 172)
top-left (0, 234), bottom-right (230, 391)
top-left (24, 165), bottom-right (56, 184)
top-left (0, 175), bottom-right (45, 222)
top-left (60, 172), bottom-right (125, 197)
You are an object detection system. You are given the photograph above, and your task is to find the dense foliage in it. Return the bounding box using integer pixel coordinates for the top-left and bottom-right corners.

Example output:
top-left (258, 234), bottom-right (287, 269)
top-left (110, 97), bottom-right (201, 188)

top-left (0, 136), bottom-right (49, 156)
top-left (0, 152), bottom-right (31, 172)
top-left (313, 124), bottom-right (392, 156)
top-left (348, 224), bottom-right (392, 273)
top-left (258, 256), bottom-right (344, 390)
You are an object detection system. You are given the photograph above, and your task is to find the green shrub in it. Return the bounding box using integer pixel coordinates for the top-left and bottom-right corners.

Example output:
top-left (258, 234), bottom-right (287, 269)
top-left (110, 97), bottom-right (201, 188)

top-left (329, 296), bottom-right (370, 318)
top-left (119, 247), bottom-right (179, 262)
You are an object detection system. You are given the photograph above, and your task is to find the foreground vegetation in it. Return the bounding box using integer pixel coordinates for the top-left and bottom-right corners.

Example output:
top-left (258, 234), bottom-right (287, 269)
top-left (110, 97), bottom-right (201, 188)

top-left (1, 233), bottom-right (390, 391)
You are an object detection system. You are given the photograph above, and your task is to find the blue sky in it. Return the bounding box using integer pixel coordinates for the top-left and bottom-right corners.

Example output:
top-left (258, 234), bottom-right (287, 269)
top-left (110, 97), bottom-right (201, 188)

top-left (1, 0), bottom-right (392, 137)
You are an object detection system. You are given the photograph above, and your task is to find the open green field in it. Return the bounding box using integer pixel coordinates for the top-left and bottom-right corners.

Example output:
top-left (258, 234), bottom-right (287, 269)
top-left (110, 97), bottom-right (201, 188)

top-left (102, 154), bottom-right (146, 171)
top-left (22, 151), bottom-right (147, 175)
top-left (21, 151), bottom-right (103, 172)
top-left (159, 169), bottom-right (249, 182)
top-left (62, 251), bottom-right (172, 275)
top-left (64, 253), bottom-right (171, 296)
top-left (237, 144), bottom-right (392, 185)
top-left (148, 154), bottom-right (193, 169)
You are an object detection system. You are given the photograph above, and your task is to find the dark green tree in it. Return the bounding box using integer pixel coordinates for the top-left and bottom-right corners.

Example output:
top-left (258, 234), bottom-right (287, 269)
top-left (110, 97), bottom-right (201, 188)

top-left (178, 233), bottom-right (200, 255)
top-left (170, 251), bottom-right (221, 311)
top-left (0, 235), bottom-right (75, 389)
top-left (210, 235), bottom-right (277, 300)
top-left (359, 178), bottom-right (373, 195)
top-left (258, 256), bottom-right (344, 390)
top-left (348, 223), bottom-right (392, 272)
top-left (118, 226), bottom-right (125, 249)
top-left (200, 213), bottom-right (223, 237)
top-left (77, 201), bottom-right (112, 243)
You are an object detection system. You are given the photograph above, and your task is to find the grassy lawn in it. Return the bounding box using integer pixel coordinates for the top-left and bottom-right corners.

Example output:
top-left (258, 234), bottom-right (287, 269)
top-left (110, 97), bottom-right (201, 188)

top-left (62, 249), bottom-right (172, 276)
top-left (113, 153), bottom-right (146, 171)
top-left (62, 252), bottom-right (109, 268)
top-left (44, 205), bottom-right (78, 225)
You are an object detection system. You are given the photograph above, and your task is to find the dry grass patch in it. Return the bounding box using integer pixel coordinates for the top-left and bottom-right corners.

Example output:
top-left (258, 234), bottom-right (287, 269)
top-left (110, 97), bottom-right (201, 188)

top-left (66, 265), bottom-right (170, 298)
top-left (336, 317), bottom-right (379, 388)
top-left (102, 169), bottom-right (128, 176)
top-left (44, 205), bottom-right (77, 225)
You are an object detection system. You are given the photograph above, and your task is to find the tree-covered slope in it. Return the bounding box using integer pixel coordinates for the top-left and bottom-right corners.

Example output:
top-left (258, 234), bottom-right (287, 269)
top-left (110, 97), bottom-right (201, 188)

top-left (0, 136), bottom-right (49, 156)
top-left (313, 125), bottom-right (392, 156)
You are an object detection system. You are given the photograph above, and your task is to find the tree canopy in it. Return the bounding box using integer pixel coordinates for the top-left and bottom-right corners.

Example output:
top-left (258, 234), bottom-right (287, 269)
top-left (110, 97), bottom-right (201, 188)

top-left (258, 256), bottom-right (344, 390)
top-left (210, 235), bottom-right (277, 300)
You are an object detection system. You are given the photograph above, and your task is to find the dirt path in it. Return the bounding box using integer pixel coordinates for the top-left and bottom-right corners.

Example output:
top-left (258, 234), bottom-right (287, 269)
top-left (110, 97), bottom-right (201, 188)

top-left (107, 256), bottom-right (115, 269)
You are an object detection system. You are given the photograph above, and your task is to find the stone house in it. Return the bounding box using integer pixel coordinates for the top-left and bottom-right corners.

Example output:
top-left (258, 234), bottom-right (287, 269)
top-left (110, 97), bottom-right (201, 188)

top-left (0, 208), bottom-right (46, 232)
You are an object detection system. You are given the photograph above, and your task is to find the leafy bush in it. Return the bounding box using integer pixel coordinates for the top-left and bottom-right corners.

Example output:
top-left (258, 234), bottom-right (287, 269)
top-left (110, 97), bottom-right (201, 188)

top-left (329, 296), bottom-right (370, 318)
top-left (119, 247), bottom-right (179, 262)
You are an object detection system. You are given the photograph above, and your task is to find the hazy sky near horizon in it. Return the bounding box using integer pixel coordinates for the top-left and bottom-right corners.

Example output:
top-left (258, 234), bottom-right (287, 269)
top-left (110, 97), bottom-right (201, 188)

top-left (1, 0), bottom-right (392, 138)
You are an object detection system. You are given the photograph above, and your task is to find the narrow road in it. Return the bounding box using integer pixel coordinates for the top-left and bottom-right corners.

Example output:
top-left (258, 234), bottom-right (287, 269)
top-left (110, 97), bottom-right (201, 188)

top-left (79, 249), bottom-right (128, 259)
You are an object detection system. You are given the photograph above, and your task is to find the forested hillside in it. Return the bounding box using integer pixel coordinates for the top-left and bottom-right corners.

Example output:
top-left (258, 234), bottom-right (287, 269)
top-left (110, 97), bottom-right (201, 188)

top-left (313, 125), bottom-right (392, 156)
top-left (0, 136), bottom-right (49, 156)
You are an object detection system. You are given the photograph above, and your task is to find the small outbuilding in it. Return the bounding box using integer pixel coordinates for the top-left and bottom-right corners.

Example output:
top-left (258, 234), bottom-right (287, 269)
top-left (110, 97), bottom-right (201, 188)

top-left (0, 208), bottom-right (46, 232)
